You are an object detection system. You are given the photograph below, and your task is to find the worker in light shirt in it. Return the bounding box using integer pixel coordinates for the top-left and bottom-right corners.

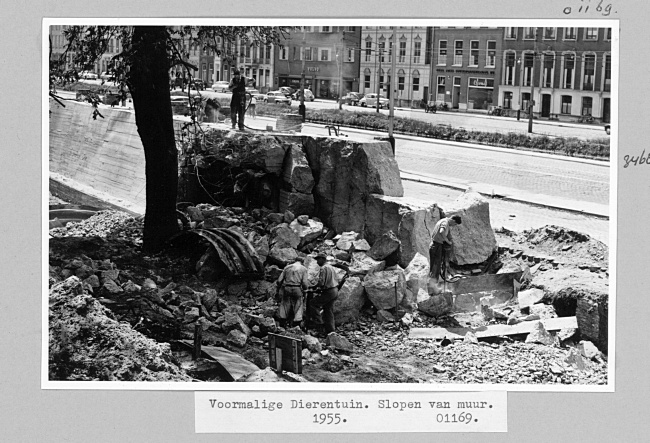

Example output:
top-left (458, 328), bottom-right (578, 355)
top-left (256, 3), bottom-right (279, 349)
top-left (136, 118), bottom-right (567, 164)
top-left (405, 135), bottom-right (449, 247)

top-left (308, 252), bottom-right (339, 335)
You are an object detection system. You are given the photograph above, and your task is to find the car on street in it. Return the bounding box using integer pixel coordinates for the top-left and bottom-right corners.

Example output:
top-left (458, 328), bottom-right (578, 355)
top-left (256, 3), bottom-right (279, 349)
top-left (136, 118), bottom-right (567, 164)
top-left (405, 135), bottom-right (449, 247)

top-left (292, 89), bottom-right (315, 101)
top-left (170, 96), bottom-right (191, 115)
top-left (343, 92), bottom-right (364, 105)
top-left (79, 71), bottom-right (98, 80)
top-left (263, 91), bottom-right (292, 105)
top-left (279, 86), bottom-right (296, 97)
top-left (211, 81), bottom-right (230, 92)
top-left (358, 93), bottom-right (390, 108)
top-left (190, 79), bottom-right (206, 91)
top-left (604, 124), bottom-right (611, 135)
top-left (245, 88), bottom-right (266, 100)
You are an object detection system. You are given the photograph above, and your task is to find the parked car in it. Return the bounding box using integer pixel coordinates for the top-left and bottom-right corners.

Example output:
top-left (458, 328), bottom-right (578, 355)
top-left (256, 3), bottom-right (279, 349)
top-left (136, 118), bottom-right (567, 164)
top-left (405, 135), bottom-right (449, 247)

top-left (79, 71), bottom-right (98, 80)
top-left (190, 79), bottom-right (206, 91)
top-left (263, 91), bottom-right (292, 105)
top-left (278, 86), bottom-right (296, 97)
top-left (604, 124), bottom-right (611, 135)
top-left (211, 81), bottom-right (230, 92)
top-left (99, 71), bottom-right (117, 82)
top-left (343, 92), bottom-right (364, 105)
top-left (292, 89), bottom-right (315, 101)
top-left (245, 87), bottom-right (266, 100)
top-left (359, 93), bottom-right (389, 108)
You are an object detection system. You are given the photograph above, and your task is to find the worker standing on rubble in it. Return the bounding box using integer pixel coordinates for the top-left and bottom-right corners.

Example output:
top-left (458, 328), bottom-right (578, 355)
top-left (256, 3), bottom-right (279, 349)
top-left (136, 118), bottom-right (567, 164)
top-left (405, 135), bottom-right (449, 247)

top-left (228, 68), bottom-right (254, 131)
top-left (276, 257), bottom-right (309, 329)
top-left (308, 253), bottom-right (340, 336)
top-left (429, 215), bottom-right (462, 281)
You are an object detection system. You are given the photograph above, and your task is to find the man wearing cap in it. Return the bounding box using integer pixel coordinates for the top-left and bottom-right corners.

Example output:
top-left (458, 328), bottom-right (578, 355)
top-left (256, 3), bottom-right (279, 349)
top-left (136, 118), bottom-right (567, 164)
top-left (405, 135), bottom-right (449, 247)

top-left (228, 69), bottom-right (254, 130)
top-left (429, 215), bottom-right (462, 281)
top-left (308, 253), bottom-right (339, 335)
top-left (276, 257), bottom-right (309, 329)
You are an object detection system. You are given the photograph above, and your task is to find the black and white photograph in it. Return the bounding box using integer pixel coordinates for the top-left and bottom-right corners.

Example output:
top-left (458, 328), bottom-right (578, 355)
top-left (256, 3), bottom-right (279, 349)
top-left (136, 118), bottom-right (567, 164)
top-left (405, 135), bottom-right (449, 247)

top-left (45, 19), bottom-right (615, 390)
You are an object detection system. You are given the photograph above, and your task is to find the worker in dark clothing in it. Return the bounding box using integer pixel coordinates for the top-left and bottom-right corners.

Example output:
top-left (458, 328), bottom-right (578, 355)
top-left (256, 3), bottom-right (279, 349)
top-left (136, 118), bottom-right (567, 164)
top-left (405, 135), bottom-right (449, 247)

top-left (429, 215), bottom-right (462, 281)
top-left (228, 68), bottom-right (254, 130)
top-left (307, 252), bottom-right (339, 336)
top-left (276, 257), bottom-right (309, 329)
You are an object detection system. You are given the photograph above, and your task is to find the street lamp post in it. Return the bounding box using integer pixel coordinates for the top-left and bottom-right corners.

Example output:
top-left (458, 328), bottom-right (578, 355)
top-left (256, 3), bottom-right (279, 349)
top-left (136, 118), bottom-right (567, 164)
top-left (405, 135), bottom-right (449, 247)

top-left (299, 28), bottom-right (306, 121)
top-left (388, 26), bottom-right (396, 151)
top-left (376, 46), bottom-right (382, 113)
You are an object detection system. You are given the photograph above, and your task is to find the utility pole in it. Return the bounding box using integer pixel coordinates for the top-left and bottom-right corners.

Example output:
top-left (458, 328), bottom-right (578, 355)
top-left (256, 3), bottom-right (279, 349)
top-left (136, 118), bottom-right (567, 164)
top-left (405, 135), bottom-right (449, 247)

top-left (338, 41), bottom-right (344, 110)
top-left (299, 27), bottom-right (306, 121)
top-left (376, 44), bottom-right (382, 113)
top-left (528, 28), bottom-right (537, 134)
top-left (388, 26), bottom-right (396, 152)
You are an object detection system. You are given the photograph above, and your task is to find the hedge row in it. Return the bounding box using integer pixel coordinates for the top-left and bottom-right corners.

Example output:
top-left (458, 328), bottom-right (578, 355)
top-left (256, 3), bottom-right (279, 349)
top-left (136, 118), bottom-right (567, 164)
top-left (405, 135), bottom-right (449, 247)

top-left (255, 104), bottom-right (610, 160)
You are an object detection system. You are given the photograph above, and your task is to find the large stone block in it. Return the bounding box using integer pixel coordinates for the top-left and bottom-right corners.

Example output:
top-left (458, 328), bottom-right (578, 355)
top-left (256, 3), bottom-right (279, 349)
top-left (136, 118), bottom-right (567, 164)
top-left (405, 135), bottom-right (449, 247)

top-left (348, 252), bottom-right (385, 276)
top-left (363, 268), bottom-right (406, 310)
top-left (282, 144), bottom-right (315, 193)
top-left (443, 189), bottom-right (497, 265)
top-left (303, 138), bottom-right (404, 235)
top-left (367, 230), bottom-right (401, 261)
top-left (333, 277), bottom-right (365, 325)
top-left (278, 190), bottom-right (315, 217)
top-left (365, 194), bottom-right (441, 267)
top-left (404, 252), bottom-right (430, 296)
top-left (269, 223), bottom-right (300, 249)
top-left (290, 218), bottom-right (324, 248)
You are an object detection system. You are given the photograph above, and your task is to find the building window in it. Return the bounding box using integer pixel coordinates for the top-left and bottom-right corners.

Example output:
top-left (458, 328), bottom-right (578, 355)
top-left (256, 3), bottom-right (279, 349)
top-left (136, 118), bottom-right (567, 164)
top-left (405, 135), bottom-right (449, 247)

top-left (379, 40), bottom-right (386, 62)
top-left (563, 53), bottom-right (575, 88)
top-left (522, 92), bottom-right (531, 111)
top-left (398, 70), bottom-right (405, 90)
top-left (302, 47), bottom-right (312, 61)
top-left (266, 45), bottom-right (272, 59)
top-left (523, 52), bottom-right (534, 86)
top-left (379, 74), bottom-right (384, 90)
top-left (364, 75), bottom-right (371, 89)
top-left (438, 40), bottom-right (447, 65)
top-left (605, 28), bottom-right (612, 41)
top-left (504, 51), bottom-right (516, 86)
top-left (582, 97), bottom-right (593, 116)
top-left (486, 41), bottom-right (496, 67)
top-left (304, 26), bottom-right (312, 32)
top-left (564, 27), bottom-right (577, 40)
top-left (585, 28), bottom-right (598, 40)
top-left (503, 91), bottom-right (513, 109)
top-left (413, 41), bottom-right (421, 63)
top-left (388, 41), bottom-right (393, 63)
top-left (321, 26), bottom-right (331, 33)
top-left (453, 40), bottom-right (463, 65)
top-left (346, 47), bottom-right (354, 62)
top-left (524, 27), bottom-right (536, 39)
top-left (279, 46), bottom-right (288, 60)
top-left (365, 40), bottom-right (372, 61)
top-left (561, 96), bottom-right (572, 114)
top-left (345, 26), bottom-right (355, 32)
top-left (505, 27), bottom-right (517, 39)
top-left (543, 27), bottom-right (556, 40)
top-left (399, 41), bottom-right (406, 62)
top-left (470, 41), bottom-right (479, 66)
top-left (436, 76), bottom-right (445, 101)
top-left (319, 48), bottom-right (331, 61)
top-left (543, 53), bottom-right (555, 88)
top-left (604, 53), bottom-right (611, 92)
top-left (583, 54), bottom-right (596, 90)
top-left (413, 70), bottom-right (420, 91)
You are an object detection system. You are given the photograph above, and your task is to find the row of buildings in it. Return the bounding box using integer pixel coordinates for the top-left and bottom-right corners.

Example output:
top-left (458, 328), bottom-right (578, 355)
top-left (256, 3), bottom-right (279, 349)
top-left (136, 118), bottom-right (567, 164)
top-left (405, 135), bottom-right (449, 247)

top-left (49, 25), bottom-right (613, 123)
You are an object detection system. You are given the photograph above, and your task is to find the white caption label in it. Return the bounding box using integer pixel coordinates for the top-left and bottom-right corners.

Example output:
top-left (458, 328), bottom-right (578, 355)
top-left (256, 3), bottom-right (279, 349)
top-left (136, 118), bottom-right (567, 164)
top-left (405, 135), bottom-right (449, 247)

top-left (195, 390), bottom-right (507, 433)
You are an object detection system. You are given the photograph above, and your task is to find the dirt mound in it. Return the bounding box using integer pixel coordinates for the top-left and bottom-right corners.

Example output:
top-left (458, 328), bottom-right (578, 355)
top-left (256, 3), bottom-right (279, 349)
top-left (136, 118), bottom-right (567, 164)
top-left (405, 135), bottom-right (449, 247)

top-left (49, 276), bottom-right (191, 382)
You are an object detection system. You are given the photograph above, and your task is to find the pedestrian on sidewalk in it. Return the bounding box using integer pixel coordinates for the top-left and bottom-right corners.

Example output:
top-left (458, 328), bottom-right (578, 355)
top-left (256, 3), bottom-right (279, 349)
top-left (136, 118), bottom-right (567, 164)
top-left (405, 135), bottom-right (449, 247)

top-left (276, 257), bottom-right (309, 329)
top-left (228, 69), bottom-right (254, 130)
top-left (429, 215), bottom-right (462, 281)
top-left (308, 253), bottom-right (339, 335)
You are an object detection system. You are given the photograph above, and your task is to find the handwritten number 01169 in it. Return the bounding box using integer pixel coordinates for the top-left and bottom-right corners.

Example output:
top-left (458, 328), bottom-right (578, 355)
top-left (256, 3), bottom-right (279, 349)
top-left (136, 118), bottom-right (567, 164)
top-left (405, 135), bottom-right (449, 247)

top-left (436, 412), bottom-right (473, 424)
top-left (313, 413), bottom-right (343, 424)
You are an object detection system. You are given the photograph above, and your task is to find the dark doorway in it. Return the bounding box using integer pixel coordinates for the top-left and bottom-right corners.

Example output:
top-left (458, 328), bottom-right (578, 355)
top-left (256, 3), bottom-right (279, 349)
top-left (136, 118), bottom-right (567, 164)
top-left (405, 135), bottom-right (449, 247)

top-left (603, 98), bottom-right (611, 123)
top-left (541, 94), bottom-right (551, 118)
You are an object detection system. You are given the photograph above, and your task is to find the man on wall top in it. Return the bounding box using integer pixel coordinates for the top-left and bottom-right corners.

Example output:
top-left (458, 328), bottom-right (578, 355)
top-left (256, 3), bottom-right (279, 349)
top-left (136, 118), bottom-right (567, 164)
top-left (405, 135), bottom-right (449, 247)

top-left (228, 68), bottom-right (255, 131)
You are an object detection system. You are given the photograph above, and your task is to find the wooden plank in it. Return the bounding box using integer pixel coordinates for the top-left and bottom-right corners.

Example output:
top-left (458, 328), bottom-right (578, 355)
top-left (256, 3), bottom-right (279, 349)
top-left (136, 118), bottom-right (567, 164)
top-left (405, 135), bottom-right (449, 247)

top-left (409, 316), bottom-right (578, 340)
top-left (179, 340), bottom-right (259, 381)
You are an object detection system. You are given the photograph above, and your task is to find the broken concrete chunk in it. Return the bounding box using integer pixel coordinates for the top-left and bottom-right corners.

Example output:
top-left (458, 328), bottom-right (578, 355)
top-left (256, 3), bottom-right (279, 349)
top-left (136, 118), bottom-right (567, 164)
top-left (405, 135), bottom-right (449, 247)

top-left (367, 230), bottom-right (401, 261)
top-left (404, 252), bottom-right (430, 296)
top-left (463, 331), bottom-right (479, 344)
top-left (518, 288), bottom-right (545, 309)
top-left (525, 321), bottom-right (554, 346)
top-left (289, 218), bottom-right (324, 247)
top-left (418, 293), bottom-right (453, 318)
top-left (579, 340), bottom-right (602, 360)
top-left (270, 223), bottom-right (300, 249)
top-left (363, 268), bottom-right (406, 310)
top-left (278, 190), bottom-right (315, 218)
top-left (333, 277), bottom-right (365, 325)
top-left (302, 335), bottom-right (322, 353)
top-left (349, 252), bottom-right (385, 276)
top-left (267, 246), bottom-right (299, 267)
top-left (376, 309), bottom-right (395, 323)
top-left (241, 368), bottom-right (283, 382)
top-left (351, 239), bottom-right (371, 252)
top-left (226, 329), bottom-right (248, 347)
top-left (326, 333), bottom-right (354, 353)
top-left (443, 189), bottom-right (497, 266)
top-left (283, 144), bottom-right (315, 193)
top-left (336, 231), bottom-right (360, 251)
top-left (564, 348), bottom-right (586, 370)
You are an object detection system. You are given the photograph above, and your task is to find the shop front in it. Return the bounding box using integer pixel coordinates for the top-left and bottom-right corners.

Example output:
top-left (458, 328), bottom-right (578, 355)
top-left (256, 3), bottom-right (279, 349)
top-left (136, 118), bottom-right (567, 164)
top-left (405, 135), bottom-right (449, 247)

top-left (467, 77), bottom-right (495, 111)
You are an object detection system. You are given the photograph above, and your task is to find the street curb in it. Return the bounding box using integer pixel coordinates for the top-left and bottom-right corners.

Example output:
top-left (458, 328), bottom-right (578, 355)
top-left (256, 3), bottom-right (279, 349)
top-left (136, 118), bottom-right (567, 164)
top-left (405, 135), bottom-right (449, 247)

top-left (400, 170), bottom-right (609, 220)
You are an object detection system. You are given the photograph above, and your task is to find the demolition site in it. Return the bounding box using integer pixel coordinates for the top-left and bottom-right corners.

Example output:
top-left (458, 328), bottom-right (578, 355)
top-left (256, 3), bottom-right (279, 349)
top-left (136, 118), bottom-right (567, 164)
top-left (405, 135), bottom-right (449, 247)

top-left (48, 99), bottom-right (609, 385)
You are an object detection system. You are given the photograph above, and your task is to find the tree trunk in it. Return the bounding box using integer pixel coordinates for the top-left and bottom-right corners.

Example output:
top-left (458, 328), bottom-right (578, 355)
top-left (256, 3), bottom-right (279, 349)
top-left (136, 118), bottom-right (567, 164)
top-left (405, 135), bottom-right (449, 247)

top-left (129, 27), bottom-right (179, 252)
